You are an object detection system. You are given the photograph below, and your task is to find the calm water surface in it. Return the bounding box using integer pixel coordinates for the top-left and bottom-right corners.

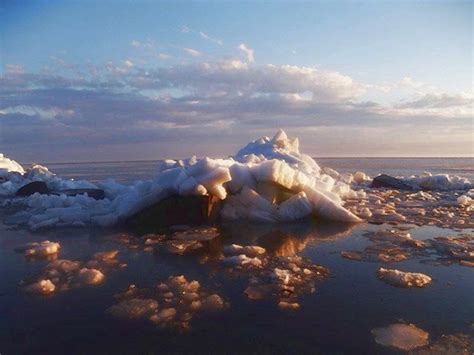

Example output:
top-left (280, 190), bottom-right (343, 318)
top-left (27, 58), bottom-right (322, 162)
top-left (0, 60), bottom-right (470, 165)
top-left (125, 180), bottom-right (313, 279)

top-left (1, 159), bottom-right (473, 354)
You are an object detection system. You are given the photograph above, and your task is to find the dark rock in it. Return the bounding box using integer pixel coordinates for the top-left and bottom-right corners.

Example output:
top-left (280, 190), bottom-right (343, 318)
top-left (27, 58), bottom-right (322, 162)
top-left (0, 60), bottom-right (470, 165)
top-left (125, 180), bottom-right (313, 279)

top-left (16, 181), bottom-right (49, 196)
top-left (371, 174), bottom-right (413, 190)
top-left (125, 195), bottom-right (223, 234)
top-left (50, 188), bottom-right (105, 200)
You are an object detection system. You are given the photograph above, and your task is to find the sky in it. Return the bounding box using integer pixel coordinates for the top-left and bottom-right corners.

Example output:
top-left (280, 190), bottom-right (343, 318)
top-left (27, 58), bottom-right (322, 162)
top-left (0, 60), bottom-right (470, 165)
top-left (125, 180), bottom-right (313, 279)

top-left (1, 0), bottom-right (472, 162)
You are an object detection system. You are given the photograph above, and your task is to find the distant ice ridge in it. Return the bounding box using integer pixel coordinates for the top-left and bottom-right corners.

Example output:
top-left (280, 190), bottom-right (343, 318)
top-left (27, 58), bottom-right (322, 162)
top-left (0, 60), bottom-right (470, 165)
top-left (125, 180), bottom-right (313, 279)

top-left (0, 130), bottom-right (471, 230)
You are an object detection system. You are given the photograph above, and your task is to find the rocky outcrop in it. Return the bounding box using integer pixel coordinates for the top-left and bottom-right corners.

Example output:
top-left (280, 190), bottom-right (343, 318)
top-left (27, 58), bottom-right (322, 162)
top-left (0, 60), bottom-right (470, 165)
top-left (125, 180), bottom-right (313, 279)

top-left (371, 174), bottom-right (413, 190)
top-left (16, 181), bottom-right (49, 196)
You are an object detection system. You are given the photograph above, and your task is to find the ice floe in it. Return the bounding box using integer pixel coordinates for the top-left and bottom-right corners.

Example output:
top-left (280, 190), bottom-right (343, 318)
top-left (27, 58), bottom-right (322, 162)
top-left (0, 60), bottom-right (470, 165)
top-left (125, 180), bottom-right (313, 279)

top-left (372, 323), bottom-right (429, 351)
top-left (377, 268), bottom-right (432, 288)
top-left (17, 240), bottom-right (61, 258)
top-left (108, 275), bottom-right (227, 330)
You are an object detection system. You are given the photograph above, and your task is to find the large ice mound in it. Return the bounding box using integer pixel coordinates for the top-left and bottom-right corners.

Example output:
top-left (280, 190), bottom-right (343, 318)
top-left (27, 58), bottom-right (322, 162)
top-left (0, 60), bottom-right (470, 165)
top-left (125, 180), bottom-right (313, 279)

top-left (2, 130), bottom-right (471, 230)
top-left (0, 130), bottom-right (366, 229)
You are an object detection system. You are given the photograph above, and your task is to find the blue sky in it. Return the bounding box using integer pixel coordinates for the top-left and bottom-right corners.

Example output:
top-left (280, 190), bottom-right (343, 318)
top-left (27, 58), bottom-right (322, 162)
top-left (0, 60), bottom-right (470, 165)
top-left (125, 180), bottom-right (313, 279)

top-left (1, 0), bottom-right (472, 162)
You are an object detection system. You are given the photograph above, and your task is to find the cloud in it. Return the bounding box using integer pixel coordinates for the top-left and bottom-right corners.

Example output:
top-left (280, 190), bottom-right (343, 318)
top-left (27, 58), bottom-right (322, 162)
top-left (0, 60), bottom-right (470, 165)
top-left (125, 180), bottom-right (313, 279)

top-left (181, 26), bottom-right (223, 46)
top-left (183, 48), bottom-right (203, 57)
top-left (199, 31), bottom-right (223, 46)
top-left (158, 53), bottom-right (171, 60)
top-left (238, 43), bottom-right (254, 63)
top-left (396, 92), bottom-right (473, 109)
top-left (5, 64), bottom-right (24, 75)
top-left (1, 57), bottom-right (471, 160)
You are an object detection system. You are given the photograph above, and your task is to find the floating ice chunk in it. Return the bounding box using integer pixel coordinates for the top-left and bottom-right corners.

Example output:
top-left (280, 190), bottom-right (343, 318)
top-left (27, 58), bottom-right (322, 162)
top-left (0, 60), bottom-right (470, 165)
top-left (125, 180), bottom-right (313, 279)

top-left (278, 301), bottom-right (300, 311)
top-left (21, 240), bottom-right (61, 257)
top-left (94, 250), bottom-right (119, 262)
top-left (357, 207), bottom-right (373, 219)
top-left (78, 268), bottom-right (105, 285)
top-left (202, 294), bottom-right (225, 310)
top-left (404, 172), bottom-right (472, 191)
top-left (48, 259), bottom-right (81, 273)
top-left (372, 323), bottom-right (429, 351)
top-left (223, 244), bottom-right (266, 257)
top-left (224, 254), bottom-right (262, 267)
top-left (25, 279), bottom-right (56, 295)
top-left (150, 308), bottom-right (177, 323)
top-left (457, 193), bottom-right (473, 206)
top-left (353, 171), bottom-right (369, 184)
top-left (377, 268), bottom-right (432, 288)
top-left (108, 299), bottom-right (159, 319)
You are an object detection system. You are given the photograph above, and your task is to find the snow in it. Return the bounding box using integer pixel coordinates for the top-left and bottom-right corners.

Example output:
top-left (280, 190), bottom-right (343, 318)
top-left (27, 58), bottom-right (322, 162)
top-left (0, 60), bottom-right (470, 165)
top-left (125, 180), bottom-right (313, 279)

top-left (404, 172), bottom-right (472, 191)
top-left (0, 153), bottom-right (25, 175)
top-left (2, 130), bottom-right (471, 230)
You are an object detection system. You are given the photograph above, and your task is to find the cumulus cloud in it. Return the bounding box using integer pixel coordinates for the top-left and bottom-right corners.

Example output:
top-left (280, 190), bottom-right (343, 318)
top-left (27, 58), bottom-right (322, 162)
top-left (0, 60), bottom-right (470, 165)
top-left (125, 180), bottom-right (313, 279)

top-left (238, 43), bottom-right (254, 63)
top-left (0, 56), bottom-right (471, 160)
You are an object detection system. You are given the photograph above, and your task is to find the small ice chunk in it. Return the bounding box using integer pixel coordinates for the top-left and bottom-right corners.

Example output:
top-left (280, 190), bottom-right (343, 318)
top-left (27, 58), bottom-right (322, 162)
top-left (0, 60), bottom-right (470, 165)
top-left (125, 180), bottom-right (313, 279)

top-left (150, 308), bottom-right (177, 323)
top-left (353, 171), bottom-right (368, 184)
top-left (372, 323), bottom-right (429, 351)
top-left (377, 268), bottom-right (432, 288)
top-left (108, 299), bottom-right (159, 319)
top-left (278, 301), bottom-right (300, 311)
top-left (202, 294), bottom-right (225, 310)
top-left (94, 250), bottom-right (119, 261)
top-left (223, 254), bottom-right (262, 267)
top-left (78, 268), bottom-right (105, 285)
top-left (48, 259), bottom-right (81, 273)
top-left (21, 240), bottom-right (61, 257)
top-left (223, 244), bottom-right (266, 257)
top-left (25, 279), bottom-right (56, 295)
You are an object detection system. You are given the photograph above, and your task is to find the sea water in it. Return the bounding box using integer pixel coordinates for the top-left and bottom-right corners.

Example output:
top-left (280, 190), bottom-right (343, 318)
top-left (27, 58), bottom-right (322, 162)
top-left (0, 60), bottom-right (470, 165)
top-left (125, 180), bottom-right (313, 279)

top-left (0, 158), bottom-right (472, 354)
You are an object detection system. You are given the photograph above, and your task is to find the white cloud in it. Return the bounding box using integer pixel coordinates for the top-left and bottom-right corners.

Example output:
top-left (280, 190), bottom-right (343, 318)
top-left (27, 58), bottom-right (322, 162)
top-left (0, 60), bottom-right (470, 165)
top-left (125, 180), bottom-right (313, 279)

top-left (199, 31), bottom-right (223, 46)
top-left (183, 48), bottom-right (203, 57)
top-left (130, 40), bottom-right (141, 48)
top-left (158, 53), bottom-right (171, 60)
top-left (238, 43), bottom-right (255, 63)
top-left (1, 56), bottom-right (470, 160)
top-left (5, 64), bottom-right (24, 75)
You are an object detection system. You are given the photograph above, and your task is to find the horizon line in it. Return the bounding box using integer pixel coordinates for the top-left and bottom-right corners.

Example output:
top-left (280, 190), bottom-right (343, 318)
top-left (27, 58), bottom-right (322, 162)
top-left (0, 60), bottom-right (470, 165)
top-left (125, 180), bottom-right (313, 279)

top-left (24, 156), bottom-right (474, 165)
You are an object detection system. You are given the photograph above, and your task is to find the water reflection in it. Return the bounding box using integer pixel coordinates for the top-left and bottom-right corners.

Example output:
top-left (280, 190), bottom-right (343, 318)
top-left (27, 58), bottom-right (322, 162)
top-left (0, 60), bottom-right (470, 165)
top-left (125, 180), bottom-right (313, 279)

top-left (219, 221), bottom-right (357, 256)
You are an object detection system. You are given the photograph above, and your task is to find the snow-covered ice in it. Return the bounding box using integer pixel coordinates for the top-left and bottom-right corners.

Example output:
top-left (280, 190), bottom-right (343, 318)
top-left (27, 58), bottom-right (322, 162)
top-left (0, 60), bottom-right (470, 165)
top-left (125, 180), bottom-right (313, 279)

top-left (1, 130), bottom-right (472, 230)
top-left (377, 268), bottom-right (432, 288)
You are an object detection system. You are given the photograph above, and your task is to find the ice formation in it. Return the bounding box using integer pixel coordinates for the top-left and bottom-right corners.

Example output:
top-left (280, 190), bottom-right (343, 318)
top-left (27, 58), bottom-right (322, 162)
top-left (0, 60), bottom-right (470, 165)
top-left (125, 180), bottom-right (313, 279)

top-left (1, 130), bottom-right (472, 230)
top-left (0, 153), bottom-right (25, 176)
top-left (377, 268), bottom-right (432, 288)
top-left (371, 323), bottom-right (429, 351)
top-left (18, 240), bottom-right (61, 257)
